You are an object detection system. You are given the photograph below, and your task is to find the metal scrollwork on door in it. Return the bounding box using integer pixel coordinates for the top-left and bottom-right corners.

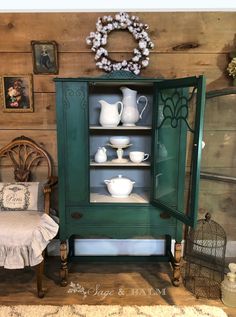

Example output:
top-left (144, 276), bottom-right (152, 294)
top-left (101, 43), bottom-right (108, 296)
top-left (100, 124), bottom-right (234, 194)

top-left (63, 87), bottom-right (86, 109)
top-left (158, 87), bottom-right (196, 133)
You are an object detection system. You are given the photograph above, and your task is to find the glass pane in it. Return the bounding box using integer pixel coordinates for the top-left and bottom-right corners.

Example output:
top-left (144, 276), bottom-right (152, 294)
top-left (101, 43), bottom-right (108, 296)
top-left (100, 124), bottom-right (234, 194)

top-left (153, 86), bottom-right (197, 215)
top-left (202, 93), bottom-right (236, 177)
top-left (200, 91), bottom-right (236, 241)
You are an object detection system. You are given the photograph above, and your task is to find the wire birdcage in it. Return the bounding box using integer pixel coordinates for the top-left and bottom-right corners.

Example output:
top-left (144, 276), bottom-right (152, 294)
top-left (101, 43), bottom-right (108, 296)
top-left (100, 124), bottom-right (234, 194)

top-left (183, 213), bottom-right (227, 299)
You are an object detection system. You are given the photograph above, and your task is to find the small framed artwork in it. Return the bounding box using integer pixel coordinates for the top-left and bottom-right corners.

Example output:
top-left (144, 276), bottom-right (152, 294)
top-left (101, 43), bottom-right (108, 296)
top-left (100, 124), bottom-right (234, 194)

top-left (31, 40), bottom-right (58, 74)
top-left (1, 75), bottom-right (33, 112)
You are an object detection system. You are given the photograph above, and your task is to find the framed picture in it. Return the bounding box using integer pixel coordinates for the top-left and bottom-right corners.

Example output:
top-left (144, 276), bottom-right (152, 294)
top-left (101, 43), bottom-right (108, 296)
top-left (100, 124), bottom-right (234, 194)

top-left (1, 75), bottom-right (33, 112)
top-left (31, 41), bottom-right (58, 74)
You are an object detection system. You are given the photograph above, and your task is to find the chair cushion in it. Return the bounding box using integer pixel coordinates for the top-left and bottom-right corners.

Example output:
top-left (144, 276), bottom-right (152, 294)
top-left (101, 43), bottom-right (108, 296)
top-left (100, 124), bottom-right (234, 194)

top-left (0, 182), bottom-right (44, 211)
top-left (0, 211), bottom-right (59, 269)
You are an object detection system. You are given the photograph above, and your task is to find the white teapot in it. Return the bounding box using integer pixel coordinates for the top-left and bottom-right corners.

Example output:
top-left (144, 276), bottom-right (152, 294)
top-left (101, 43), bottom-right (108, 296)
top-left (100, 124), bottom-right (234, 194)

top-left (94, 147), bottom-right (107, 163)
top-left (104, 175), bottom-right (135, 198)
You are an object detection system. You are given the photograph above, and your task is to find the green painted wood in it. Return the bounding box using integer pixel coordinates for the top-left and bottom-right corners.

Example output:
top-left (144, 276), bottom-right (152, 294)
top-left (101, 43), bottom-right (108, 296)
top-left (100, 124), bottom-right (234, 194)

top-left (175, 220), bottom-right (184, 242)
top-left (63, 224), bottom-right (176, 239)
top-left (67, 205), bottom-right (176, 238)
top-left (55, 81), bottom-right (67, 239)
top-left (66, 228), bottom-right (176, 239)
top-left (98, 70), bottom-right (142, 80)
top-left (177, 88), bottom-right (188, 214)
top-left (68, 205), bottom-right (176, 225)
top-left (190, 75), bottom-right (206, 227)
top-left (54, 71), bottom-right (163, 84)
top-left (55, 71), bottom-right (205, 250)
top-left (63, 81), bottom-right (89, 205)
top-left (151, 76), bottom-right (206, 227)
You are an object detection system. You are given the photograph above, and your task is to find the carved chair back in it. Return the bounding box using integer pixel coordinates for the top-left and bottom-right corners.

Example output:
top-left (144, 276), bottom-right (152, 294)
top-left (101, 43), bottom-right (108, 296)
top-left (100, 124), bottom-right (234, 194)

top-left (0, 136), bottom-right (54, 214)
top-left (0, 136), bottom-right (52, 182)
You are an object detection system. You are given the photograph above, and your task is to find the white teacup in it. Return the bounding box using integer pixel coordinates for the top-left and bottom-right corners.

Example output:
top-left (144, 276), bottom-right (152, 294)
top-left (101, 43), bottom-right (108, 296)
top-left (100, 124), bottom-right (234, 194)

top-left (129, 151), bottom-right (149, 163)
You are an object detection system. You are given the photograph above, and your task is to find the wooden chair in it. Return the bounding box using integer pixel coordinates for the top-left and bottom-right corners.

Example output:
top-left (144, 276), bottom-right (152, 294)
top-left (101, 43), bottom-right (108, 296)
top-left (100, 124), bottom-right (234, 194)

top-left (0, 136), bottom-right (59, 297)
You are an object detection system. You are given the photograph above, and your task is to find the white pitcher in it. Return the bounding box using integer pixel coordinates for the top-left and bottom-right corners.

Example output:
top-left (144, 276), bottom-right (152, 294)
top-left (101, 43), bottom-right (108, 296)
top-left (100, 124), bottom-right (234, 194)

top-left (94, 147), bottom-right (107, 163)
top-left (120, 87), bottom-right (148, 126)
top-left (99, 100), bottom-right (123, 128)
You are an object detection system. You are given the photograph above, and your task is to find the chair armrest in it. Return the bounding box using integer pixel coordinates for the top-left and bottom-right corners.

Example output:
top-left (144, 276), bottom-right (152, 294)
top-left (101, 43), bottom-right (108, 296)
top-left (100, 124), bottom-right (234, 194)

top-left (44, 176), bottom-right (58, 191)
top-left (43, 176), bottom-right (58, 214)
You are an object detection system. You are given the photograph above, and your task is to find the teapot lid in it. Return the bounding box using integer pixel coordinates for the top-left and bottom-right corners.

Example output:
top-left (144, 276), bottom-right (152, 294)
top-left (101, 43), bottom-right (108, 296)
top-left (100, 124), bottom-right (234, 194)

top-left (116, 174), bottom-right (128, 180)
top-left (111, 175), bottom-right (132, 181)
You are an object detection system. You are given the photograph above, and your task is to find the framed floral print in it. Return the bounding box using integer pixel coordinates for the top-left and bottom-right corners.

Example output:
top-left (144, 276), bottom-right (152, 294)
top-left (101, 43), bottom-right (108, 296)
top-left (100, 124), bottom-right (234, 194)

top-left (1, 75), bottom-right (33, 112)
top-left (31, 40), bottom-right (58, 74)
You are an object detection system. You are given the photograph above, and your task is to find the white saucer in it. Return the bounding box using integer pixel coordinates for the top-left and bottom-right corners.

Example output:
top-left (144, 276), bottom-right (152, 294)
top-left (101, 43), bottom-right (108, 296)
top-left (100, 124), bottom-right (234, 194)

top-left (111, 158), bottom-right (129, 163)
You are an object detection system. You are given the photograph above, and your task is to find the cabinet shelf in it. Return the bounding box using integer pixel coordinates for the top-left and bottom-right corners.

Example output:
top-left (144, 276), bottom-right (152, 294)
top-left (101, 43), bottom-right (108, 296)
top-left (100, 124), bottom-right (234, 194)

top-left (90, 125), bottom-right (152, 131)
top-left (90, 187), bottom-right (149, 204)
top-left (90, 161), bottom-right (151, 167)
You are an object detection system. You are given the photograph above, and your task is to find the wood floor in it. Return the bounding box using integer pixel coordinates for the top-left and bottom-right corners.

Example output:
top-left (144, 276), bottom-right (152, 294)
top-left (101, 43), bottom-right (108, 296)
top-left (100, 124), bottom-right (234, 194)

top-left (0, 257), bottom-right (235, 317)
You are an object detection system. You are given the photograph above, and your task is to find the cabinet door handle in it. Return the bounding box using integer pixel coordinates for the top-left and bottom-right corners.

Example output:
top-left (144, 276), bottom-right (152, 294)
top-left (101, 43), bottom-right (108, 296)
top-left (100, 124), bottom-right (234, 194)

top-left (71, 212), bottom-right (83, 219)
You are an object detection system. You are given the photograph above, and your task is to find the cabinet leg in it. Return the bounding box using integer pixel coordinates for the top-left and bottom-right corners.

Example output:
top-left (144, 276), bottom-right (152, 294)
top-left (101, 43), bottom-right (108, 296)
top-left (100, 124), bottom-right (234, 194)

top-left (172, 242), bottom-right (182, 287)
top-left (60, 241), bottom-right (68, 287)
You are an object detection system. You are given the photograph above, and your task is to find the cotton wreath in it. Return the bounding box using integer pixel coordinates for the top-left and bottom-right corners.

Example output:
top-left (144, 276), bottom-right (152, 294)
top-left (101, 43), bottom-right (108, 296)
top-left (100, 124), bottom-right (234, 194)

top-left (86, 12), bottom-right (154, 75)
top-left (227, 57), bottom-right (236, 79)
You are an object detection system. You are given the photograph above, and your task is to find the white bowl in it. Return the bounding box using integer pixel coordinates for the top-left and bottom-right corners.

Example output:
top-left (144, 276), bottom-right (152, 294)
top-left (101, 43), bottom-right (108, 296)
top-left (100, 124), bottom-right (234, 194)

top-left (109, 136), bottom-right (130, 147)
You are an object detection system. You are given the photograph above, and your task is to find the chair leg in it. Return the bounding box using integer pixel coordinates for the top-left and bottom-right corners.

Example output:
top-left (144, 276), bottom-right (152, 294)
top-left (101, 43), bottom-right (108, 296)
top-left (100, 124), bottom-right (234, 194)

top-left (36, 260), bottom-right (45, 298)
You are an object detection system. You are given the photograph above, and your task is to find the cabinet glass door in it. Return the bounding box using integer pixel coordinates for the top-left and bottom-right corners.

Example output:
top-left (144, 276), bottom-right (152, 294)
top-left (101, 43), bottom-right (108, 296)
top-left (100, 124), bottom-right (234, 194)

top-left (151, 76), bottom-right (205, 227)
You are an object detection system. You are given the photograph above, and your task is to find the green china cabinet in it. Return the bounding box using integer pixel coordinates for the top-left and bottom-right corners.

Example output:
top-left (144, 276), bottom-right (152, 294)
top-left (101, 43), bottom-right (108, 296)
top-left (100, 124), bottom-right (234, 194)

top-left (55, 71), bottom-right (206, 286)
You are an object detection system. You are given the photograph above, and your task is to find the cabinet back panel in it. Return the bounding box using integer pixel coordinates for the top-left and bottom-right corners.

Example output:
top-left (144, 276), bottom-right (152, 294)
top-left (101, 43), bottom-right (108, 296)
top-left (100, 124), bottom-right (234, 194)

top-left (90, 168), bottom-right (151, 188)
top-left (89, 85), bottom-right (153, 127)
top-left (90, 135), bottom-right (151, 161)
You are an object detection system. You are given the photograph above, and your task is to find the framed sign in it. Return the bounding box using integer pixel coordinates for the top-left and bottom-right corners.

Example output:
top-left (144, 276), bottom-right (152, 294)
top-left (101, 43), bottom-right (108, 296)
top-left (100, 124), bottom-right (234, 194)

top-left (1, 75), bottom-right (33, 112)
top-left (31, 40), bottom-right (58, 74)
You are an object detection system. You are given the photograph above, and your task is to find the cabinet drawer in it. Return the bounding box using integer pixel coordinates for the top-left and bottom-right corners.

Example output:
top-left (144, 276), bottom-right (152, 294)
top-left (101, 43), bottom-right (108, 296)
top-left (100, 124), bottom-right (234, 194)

top-left (68, 205), bottom-right (176, 227)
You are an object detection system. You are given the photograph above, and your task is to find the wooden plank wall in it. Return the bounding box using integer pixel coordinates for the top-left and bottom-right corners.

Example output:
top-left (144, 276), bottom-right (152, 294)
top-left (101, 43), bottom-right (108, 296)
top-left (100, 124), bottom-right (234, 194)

top-left (0, 12), bottom-right (235, 240)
